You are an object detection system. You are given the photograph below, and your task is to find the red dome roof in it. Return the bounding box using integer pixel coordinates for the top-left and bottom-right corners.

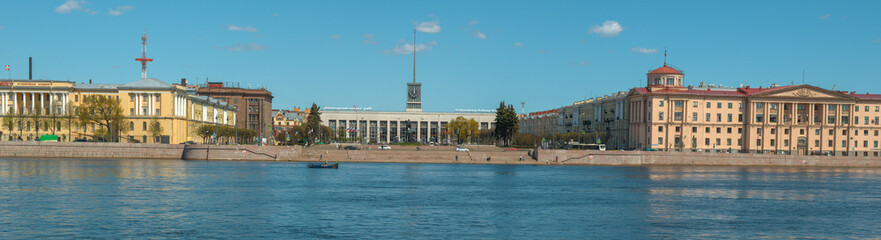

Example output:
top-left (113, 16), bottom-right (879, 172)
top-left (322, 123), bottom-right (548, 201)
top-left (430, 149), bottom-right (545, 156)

top-left (648, 65), bottom-right (683, 75)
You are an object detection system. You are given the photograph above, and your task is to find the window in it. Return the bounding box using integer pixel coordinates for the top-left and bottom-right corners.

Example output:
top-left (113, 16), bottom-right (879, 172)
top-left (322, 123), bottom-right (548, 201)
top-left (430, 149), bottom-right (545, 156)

top-left (706, 113), bottom-right (711, 121)
top-left (667, 78), bottom-right (674, 85)
top-left (659, 112), bottom-right (664, 120)
top-left (769, 114), bottom-right (777, 123)
top-left (770, 139), bottom-right (776, 146)
top-left (828, 140), bottom-right (833, 147)
top-left (658, 137), bottom-right (663, 145)
top-left (705, 127), bottom-right (710, 133)
top-left (738, 139), bottom-right (743, 146)
top-left (738, 128), bottom-right (743, 134)
top-left (727, 128), bottom-right (732, 133)
top-left (856, 106), bottom-right (860, 112)
top-left (800, 129), bottom-right (805, 135)
top-left (130, 108), bottom-right (135, 115)
top-left (738, 114), bottom-right (743, 122)
top-left (75, 95), bottom-right (78, 102)
top-left (728, 103), bottom-right (733, 109)
top-left (143, 122), bottom-right (147, 131)
top-left (866, 106), bottom-right (870, 112)
top-left (816, 129), bottom-right (821, 135)
top-left (876, 106), bottom-right (879, 112)
top-left (756, 114), bottom-right (764, 123)
top-left (717, 102), bottom-right (722, 108)
top-left (659, 100), bottom-right (664, 107)
top-left (756, 103), bottom-right (764, 109)
top-left (674, 101), bottom-right (683, 107)
top-left (739, 103), bottom-right (743, 109)
top-left (856, 117), bottom-right (860, 124)
top-left (658, 126), bottom-right (664, 132)
top-left (864, 141), bottom-right (869, 148)
top-left (876, 141), bottom-right (879, 148)
top-left (876, 117), bottom-right (879, 125)
top-left (130, 95), bottom-right (135, 102)
top-left (675, 126), bottom-right (681, 133)
top-left (692, 127), bottom-right (698, 133)
top-left (829, 129), bottom-right (834, 135)
top-left (785, 129), bottom-right (790, 135)
top-left (827, 116), bottom-right (835, 124)
top-left (876, 130), bottom-right (879, 136)
top-left (770, 103), bottom-right (778, 110)
top-left (129, 122), bottom-right (134, 131)
top-left (716, 127), bottom-right (721, 133)
top-left (771, 128), bottom-right (776, 134)
top-left (693, 101), bottom-right (698, 107)
top-left (828, 105), bottom-right (836, 111)
top-left (841, 116), bottom-right (849, 124)
top-left (727, 114), bottom-right (732, 122)
top-left (842, 130), bottom-right (847, 135)
top-left (815, 140), bottom-right (819, 147)
top-left (705, 138), bottom-right (710, 145)
top-left (692, 112), bottom-right (698, 121)
top-left (865, 116), bottom-right (870, 125)
top-left (674, 112), bottom-right (682, 121)
top-left (707, 102), bottom-right (711, 108)
top-left (842, 140), bottom-right (847, 147)
top-left (716, 138), bottom-right (721, 146)
top-left (784, 139), bottom-right (790, 147)
top-left (234, 99), bottom-right (238, 104)
top-left (757, 139), bottom-right (762, 146)
top-left (716, 113), bottom-right (722, 122)
top-left (727, 139), bottom-right (732, 146)
top-left (757, 128), bottom-right (763, 135)
top-left (842, 105), bottom-right (850, 111)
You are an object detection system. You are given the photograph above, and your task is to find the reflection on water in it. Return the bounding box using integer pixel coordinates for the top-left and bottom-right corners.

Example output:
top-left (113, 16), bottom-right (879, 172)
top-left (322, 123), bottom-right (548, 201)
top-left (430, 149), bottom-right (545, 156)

top-left (1, 158), bottom-right (880, 239)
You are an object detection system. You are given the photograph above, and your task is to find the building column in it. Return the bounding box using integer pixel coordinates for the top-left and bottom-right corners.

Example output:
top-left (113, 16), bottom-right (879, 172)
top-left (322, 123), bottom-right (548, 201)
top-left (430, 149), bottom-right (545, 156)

top-left (416, 121), bottom-right (421, 143)
top-left (1, 92), bottom-right (6, 114)
top-left (150, 94), bottom-right (155, 116)
top-left (386, 121), bottom-right (391, 143)
top-left (13, 93), bottom-right (18, 114)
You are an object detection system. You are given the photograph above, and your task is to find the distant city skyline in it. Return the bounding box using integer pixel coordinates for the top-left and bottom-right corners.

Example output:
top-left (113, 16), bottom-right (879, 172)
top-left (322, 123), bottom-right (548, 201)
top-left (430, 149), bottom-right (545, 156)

top-left (0, 1), bottom-right (879, 113)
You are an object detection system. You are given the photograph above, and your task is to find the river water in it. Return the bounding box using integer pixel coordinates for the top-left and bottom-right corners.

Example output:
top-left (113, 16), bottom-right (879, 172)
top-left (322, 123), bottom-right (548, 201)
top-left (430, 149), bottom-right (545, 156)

top-left (1, 158), bottom-right (880, 239)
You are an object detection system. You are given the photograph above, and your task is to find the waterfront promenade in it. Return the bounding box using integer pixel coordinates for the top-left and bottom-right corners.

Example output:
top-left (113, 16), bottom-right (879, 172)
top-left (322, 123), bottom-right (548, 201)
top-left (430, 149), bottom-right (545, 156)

top-left (4, 141), bottom-right (881, 167)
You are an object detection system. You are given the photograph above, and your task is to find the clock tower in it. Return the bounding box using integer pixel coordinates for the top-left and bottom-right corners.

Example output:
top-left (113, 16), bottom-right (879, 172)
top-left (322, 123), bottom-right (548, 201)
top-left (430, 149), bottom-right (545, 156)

top-left (406, 82), bottom-right (422, 112)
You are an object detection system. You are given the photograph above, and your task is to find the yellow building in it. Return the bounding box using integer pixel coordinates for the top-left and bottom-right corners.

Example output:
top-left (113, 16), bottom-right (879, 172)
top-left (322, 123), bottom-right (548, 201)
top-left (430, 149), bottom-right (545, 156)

top-left (1, 78), bottom-right (236, 143)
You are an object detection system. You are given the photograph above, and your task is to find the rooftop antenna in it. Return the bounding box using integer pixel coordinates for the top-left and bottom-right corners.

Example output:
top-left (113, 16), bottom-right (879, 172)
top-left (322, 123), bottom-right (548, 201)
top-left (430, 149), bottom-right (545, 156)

top-left (664, 47), bottom-right (667, 66)
top-left (412, 29), bottom-right (416, 83)
top-left (521, 101), bottom-right (525, 114)
top-left (135, 31), bottom-right (153, 79)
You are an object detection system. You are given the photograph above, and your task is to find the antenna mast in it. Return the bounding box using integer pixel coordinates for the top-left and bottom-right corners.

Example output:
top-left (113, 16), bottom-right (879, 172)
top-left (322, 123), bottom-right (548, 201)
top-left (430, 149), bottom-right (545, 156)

top-left (135, 32), bottom-right (154, 79)
top-left (413, 29), bottom-right (416, 83)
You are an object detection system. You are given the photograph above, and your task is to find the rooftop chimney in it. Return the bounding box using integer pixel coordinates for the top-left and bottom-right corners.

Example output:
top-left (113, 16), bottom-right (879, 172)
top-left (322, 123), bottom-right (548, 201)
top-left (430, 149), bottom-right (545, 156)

top-left (181, 78), bottom-right (187, 85)
top-left (89, 79), bottom-right (92, 84)
top-left (29, 57), bottom-right (32, 80)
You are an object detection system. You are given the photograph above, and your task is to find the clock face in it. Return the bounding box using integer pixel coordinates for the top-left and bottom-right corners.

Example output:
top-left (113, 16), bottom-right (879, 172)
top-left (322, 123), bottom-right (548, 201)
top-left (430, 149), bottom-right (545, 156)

top-left (408, 87), bottom-right (420, 99)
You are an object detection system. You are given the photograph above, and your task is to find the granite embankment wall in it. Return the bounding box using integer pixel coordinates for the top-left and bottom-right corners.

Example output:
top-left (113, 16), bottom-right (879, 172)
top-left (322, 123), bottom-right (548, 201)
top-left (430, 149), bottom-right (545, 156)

top-left (0, 141), bottom-right (304, 161)
top-left (535, 149), bottom-right (881, 167)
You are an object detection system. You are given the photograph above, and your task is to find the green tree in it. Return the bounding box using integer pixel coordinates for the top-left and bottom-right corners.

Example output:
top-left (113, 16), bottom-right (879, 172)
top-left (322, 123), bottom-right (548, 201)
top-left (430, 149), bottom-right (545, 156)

top-left (2, 107), bottom-right (15, 140)
top-left (493, 101), bottom-right (519, 147)
top-left (148, 118), bottom-right (164, 143)
top-left (304, 103), bottom-right (322, 145)
top-left (75, 95), bottom-right (127, 142)
top-left (447, 116), bottom-right (478, 144)
top-left (196, 124), bottom-right (212, 143)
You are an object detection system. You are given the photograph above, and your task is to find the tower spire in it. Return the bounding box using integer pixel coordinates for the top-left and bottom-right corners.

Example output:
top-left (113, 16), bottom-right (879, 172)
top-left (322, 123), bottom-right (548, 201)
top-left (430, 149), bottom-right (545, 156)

top-left (135, 32), bottom-right (154, 79)
top-left (412, 29), bottom-right (416, 83)
top-left (664, 47), bottom-right (667, 66)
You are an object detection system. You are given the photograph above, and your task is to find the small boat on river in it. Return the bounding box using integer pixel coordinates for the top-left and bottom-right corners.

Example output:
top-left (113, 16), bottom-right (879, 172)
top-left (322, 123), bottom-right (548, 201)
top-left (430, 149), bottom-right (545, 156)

top-left (308, 162), bottom-right (339, 169)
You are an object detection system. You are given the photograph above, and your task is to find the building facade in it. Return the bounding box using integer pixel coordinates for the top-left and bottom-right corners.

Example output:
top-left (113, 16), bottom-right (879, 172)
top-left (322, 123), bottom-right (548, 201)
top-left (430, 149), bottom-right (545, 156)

top-left (523, 62), bottom-right (881, 157)
top-left (195, 82), bottom-right (273, 140)
top-left (0, 78), bottom-right (236, 144)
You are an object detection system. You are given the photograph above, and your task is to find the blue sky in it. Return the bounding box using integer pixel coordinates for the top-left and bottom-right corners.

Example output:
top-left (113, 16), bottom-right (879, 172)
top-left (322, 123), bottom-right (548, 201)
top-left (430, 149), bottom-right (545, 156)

top-left (1, 1), bottom-right (879, 113)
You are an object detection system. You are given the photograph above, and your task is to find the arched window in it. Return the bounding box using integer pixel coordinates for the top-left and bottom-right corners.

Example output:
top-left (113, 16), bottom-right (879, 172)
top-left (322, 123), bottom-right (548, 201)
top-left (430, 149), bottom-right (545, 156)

top-left (142, 122), bottom-right (147, 131)
top-left (130, 122), bottom-right (135, 131)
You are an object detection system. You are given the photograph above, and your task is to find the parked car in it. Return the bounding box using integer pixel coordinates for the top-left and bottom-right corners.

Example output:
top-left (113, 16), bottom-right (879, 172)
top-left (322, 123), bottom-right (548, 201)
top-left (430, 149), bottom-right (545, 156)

top-left (73, 139), bottom-right (88, 142)
top-left (179, 141), bottom-right (195, 145)
top-left (455, 147), bottom-right (470, 152)
top-left (378, 145), bottom-right (391, 150)
top-left (344, 145), bottom-right (360, 150)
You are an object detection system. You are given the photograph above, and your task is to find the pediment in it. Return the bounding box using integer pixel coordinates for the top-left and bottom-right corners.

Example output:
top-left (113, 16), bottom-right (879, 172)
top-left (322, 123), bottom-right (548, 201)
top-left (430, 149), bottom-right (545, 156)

top-left (755, 85), bottom-right (855, 100)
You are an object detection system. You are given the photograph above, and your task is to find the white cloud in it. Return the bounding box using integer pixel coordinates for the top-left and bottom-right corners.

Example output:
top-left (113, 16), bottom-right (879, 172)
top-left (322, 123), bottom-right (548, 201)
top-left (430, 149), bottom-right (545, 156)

top-left (215, 43), bottom-right (268, 52)
top-left (468, 20), bottom-right (480, 26)
top-left (471, 30), bottom-right (486, 39)
top-left (818, 14), bottom-right (831, 20)
top-left (109, 5), bottom-right (133, 16)
top-left (228, 24), bottom-right (257, 32)
top-left (331, 34), bottom-right (340, 40)
top-left (55, 0), bottom-right (86, 14)
top-left (513, 42), bottom-right (524, 48)
top-left (631, 47), bottom-right (657, 54)
top-left (415, 20), bottom-right (441, 33)
top-left (362, 34), bottom-right (378, 45)
top-left (384, 40), bottom-right (437, 55)
top-left (589, 20), bottom-right (623, 37)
